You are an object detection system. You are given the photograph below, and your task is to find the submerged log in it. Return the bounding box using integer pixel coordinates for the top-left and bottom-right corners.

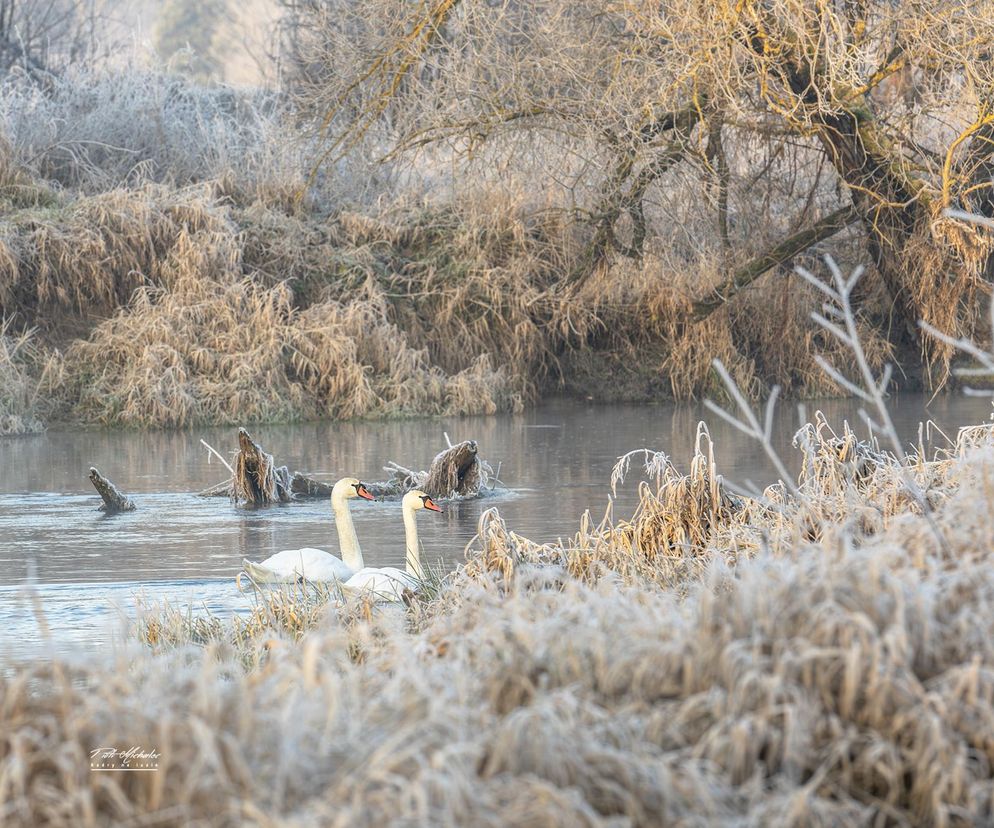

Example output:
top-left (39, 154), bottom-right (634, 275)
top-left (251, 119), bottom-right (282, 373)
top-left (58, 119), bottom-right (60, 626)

top-left (88, 467), bottom-right (136, 513)
top-left (290, 472), bottom-right (333, 498)
top-left (198, 429), bottom-right (495, 502)
top-left (233, 428), bottom-right (292, 506)
top-left (197, 477), bottom-right (233, 498)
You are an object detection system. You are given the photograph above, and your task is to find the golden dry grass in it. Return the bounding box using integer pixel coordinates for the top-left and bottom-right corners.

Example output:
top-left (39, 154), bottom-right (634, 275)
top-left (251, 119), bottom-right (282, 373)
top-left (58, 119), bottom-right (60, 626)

top-left (0, 182), bottom-right (903, 430)
top-left (0, 318), bottom-right (47, 436)
top-left (4, 415), bottom-right (994, 825)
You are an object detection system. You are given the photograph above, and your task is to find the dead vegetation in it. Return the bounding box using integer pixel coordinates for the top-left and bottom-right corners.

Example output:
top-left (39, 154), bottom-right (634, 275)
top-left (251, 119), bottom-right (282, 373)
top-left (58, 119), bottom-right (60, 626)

top-left (0, 2), bottom-right (991, 430)
top-left (289, 0), bottom-right (994, 388)
top-left (232, 427), bottom-right (292, 506)
top-left (0, 317), bottom-right (45, 436)
top-left (0, 179), bottom-right (898, 433)
top-left (373, 439), bottom-right (492, 499)
top-left (4, 258), bottom-right (992, 821)
top-left (200, 427), bottom-right (495, 502)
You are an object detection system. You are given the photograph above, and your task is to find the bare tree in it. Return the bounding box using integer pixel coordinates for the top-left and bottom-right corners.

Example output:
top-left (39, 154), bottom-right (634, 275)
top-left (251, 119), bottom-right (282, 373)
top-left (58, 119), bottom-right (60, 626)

top-left (280, 0), bottom-right (994, 386)
top-left (0, 0), bottom-right (123, 77)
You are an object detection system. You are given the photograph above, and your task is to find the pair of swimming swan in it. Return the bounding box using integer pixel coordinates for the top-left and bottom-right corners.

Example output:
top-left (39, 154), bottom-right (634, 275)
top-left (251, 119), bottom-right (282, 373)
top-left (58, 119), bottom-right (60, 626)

top-left (240, 477), bottom-right (443, 601)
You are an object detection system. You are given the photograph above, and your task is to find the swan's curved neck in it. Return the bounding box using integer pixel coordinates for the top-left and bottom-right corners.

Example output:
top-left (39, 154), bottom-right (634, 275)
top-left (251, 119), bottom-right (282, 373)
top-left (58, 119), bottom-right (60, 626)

top-left (331, 492), bottom-right (363, 570)
top-left (402, 504), bottom-right (422, 579)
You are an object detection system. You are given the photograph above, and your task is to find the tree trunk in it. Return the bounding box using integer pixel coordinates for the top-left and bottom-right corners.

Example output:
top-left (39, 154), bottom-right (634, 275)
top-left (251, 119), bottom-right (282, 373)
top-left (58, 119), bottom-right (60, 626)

top-left (370, 439), bottom-right (490, 499)
top-left (814, 111), bottom-right (929, 358)
top-left (692, 205), bottom-right (860, 320)
top-left (423, 440), bottom-right (482, 498)
top-left (290, 473), bottom-right (333, 498)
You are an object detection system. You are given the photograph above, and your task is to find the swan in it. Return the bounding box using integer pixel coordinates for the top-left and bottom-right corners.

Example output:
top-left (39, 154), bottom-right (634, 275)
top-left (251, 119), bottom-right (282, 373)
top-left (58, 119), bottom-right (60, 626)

top-left (342, 489), bottom-right (443, 601)
top-left (239, 477), bottom-right (374, 585)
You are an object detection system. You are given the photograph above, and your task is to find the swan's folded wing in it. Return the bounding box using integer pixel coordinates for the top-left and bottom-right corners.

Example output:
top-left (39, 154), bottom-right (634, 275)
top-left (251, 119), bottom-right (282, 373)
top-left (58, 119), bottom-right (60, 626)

top-left (242, 559), bottom-right (290, 583)
top-left (245, 548), bottom-right (352, 582)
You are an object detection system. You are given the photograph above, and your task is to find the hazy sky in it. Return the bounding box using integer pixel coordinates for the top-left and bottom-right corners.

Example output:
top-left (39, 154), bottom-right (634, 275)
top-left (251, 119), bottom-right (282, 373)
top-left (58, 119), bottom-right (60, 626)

top-left (106, 0), bottom-right (282, 85)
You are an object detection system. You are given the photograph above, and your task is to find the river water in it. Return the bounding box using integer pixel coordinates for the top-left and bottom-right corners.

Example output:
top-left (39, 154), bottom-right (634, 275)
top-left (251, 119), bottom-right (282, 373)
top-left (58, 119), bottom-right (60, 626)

top-left (1, 394), bottom-right (990, 661)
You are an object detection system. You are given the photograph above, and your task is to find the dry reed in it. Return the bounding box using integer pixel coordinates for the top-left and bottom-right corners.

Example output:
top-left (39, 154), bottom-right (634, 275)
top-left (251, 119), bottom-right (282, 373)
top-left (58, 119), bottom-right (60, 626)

top-left (0, 318), bottom-right (46, 435)
top-left (0, 156), bottom-right (904, 430)
top-left (62, 190), bottom-right (904, 427)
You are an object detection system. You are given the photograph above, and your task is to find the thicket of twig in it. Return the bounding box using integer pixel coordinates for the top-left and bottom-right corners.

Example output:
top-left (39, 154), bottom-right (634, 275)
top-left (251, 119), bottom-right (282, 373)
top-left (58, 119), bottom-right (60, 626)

top-left (285, 0), bottom-right (994, 386)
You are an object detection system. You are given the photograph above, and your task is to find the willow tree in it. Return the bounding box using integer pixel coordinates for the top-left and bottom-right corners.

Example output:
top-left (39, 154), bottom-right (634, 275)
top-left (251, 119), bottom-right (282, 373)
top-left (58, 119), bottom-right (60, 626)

top-left (283, 0), bottom-right (994, 384)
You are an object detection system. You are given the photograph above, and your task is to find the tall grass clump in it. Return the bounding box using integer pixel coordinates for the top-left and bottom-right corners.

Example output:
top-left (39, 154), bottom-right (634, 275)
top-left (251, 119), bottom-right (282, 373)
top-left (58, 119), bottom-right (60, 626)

top-left (37, 187), bottom-right (906, 425)
top-left (0, 318), bottom-right (46, 435)
top-left (62, 268), bottom-right (520, 427)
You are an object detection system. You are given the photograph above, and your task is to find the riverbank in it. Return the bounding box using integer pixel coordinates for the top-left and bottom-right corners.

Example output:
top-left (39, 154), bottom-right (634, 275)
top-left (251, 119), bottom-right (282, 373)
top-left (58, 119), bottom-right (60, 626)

top-left (0, 179), bottom-right (901, 435)
top-left (2, 407), bottom-right (993, 824)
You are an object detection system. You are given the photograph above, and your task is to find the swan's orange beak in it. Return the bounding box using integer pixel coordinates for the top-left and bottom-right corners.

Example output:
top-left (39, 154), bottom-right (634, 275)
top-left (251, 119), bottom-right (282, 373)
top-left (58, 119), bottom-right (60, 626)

top-left (424, 497), bottom-right (443, 513)
top-left (356, 483), bottom-right (375, 501)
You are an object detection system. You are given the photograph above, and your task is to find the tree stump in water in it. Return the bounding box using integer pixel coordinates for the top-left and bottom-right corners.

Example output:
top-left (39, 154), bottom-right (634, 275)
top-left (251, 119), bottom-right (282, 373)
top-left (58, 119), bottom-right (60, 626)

top-left (198, 429), bottom-right (493, 502)
top-left (371, 440), bottom-right (489, 499)
top-left (88, 467), bottom-right (136, 513)
top-left (233, 428), bottom-right (292, 506)
top-left (423, 440), bottom-right (482, 499)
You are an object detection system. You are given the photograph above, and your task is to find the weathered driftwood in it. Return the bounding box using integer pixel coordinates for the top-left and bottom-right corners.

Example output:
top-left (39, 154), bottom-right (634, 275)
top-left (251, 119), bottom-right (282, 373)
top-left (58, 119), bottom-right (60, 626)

top-left (233, 428), bottom-right (292, 506)
top-left (198, 477), bottom-right (233, 498)
top-left (425, 440), bottom-right (484, 498)
top-left (88, 467), bottom-right (136, 513)
top-left (197, 429), bottom-right (305, 501)
top-left (290, 472), bottom-right (333, 498)
top-left (197, 430), bottom-right (494, 502)
top-left (370, 440), bottom-right (491, 500)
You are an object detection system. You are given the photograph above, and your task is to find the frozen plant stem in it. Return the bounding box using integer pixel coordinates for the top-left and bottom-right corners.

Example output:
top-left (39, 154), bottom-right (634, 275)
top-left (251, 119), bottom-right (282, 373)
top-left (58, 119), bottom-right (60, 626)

top-left (920, 282), bottom-right (994, 390)
top-left (795, 256), bottom-right (941, 533)
top-left (704, 365), bottom-right (801, 500)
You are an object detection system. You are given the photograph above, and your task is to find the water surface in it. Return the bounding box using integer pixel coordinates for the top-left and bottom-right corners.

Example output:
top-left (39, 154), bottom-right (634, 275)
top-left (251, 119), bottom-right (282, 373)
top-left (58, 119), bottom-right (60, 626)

top-left (1, 394), bottom-right (990, 660)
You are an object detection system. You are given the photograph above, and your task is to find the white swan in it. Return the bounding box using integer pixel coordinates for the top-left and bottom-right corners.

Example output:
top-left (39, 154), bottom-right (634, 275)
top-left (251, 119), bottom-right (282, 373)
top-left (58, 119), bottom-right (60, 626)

top-left (239, 477), bottom-right (374, 584)
top-left (342, 489), bottom-right (443, 601)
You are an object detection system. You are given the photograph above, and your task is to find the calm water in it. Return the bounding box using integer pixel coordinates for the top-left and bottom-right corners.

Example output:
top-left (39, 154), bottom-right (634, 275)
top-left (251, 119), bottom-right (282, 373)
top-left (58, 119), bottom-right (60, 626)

top-left (1, 395), bottom-right (991, 660)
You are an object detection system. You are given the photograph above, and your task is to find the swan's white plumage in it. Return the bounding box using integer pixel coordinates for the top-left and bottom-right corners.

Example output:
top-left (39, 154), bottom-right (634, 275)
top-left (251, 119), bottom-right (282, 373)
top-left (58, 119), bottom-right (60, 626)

top-left (341, 566), bottom-right (416, 600)
top-left (240, 478), bottom-right (370, 584)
